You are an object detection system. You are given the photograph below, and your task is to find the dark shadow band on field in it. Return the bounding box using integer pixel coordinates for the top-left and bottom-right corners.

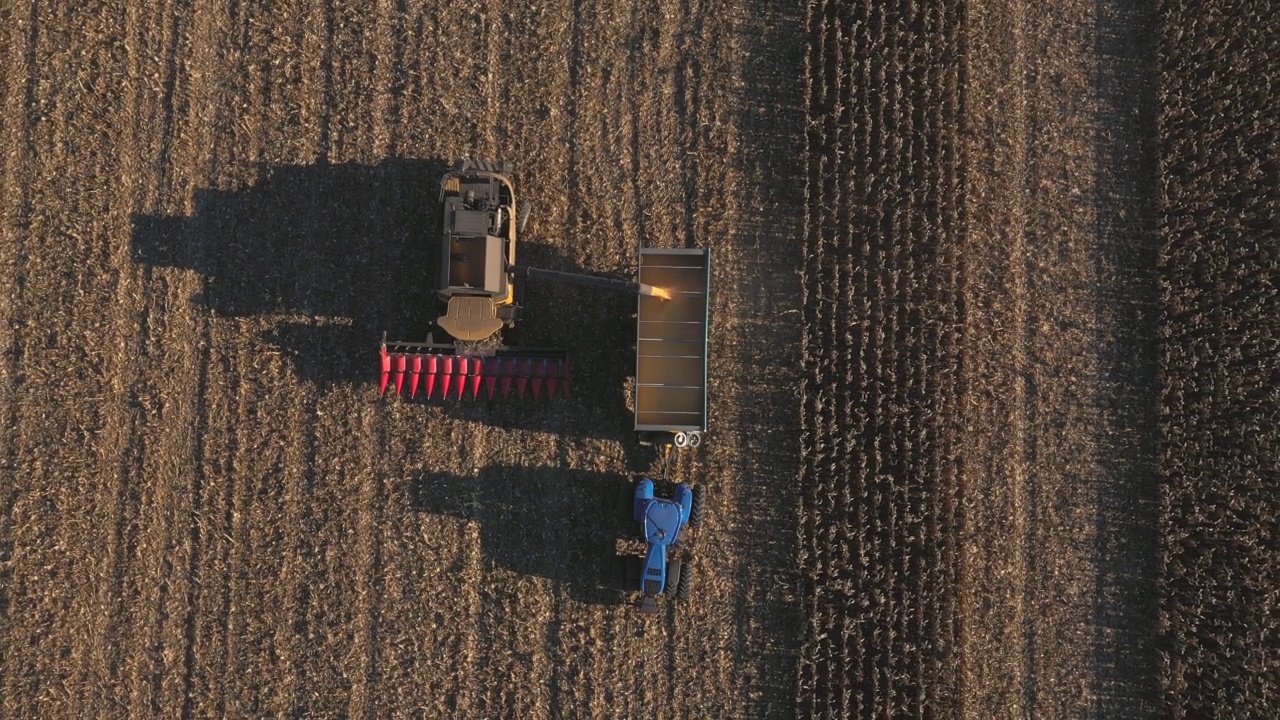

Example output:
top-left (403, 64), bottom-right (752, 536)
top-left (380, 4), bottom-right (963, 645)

top-left (1090, 0), bottom-right (1161, 713)
top-left (408, 466), bottom-right (634, 607)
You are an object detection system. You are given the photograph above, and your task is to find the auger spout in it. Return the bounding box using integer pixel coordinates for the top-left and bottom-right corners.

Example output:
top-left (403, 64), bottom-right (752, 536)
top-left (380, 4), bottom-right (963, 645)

top-left (510, 265), bottom-right (672, 301)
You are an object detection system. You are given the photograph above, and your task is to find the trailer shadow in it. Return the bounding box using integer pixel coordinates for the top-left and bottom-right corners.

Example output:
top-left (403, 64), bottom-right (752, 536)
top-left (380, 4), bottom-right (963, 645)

top-left (409, 466), bottom-right (638, 606)
top-left (131, 158), bottom-right (635, 437)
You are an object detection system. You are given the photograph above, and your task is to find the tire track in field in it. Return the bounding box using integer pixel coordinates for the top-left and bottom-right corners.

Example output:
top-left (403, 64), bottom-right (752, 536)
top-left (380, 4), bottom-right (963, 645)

top-left (164, 1), bottom-right (223, 714)
top-left (207, 2), bottom-right (282, 712)
top-left (668, 0), bottom-right (807, 716)
top-left (330, 0), bottom-right (384, 162)
top-left (670, 0), bottom-right (704, 250)
top-left (118, 0), bottom-right (170, 704)
top-left (346, 384), bottom-right (386, 718)
top-left (366, 398), bottom-right (433, 715)
top-left (274, 392), bottom-right (318, 713)
top-left (491, 4), bottom-right (623, 716)
top-left (373, 0), bottom-right (406, 156)
top-left (314, 0), bottom-right (337, 160)
top-left (113, 5), bottom-right (184, 707)
top-left (381, 6), bottom-right (490, 712)
top-left (266, 10), bottom-right (347, 700)
top-left (482, 0), bottom-right (504, 152)
top-left (561, 0), bottom-right (590, 279)
top-left (962, 0), bottom-right (1156, 714)
top-left (197, 5), bottom-right (257, 704)
top-left (5, 2), bottom-right (176, 716)
top-left (959, 0), bottom-right (1032, 711)
top-left (227, 348), bottom-right (295, 713)
top-left (1014, 3), bottom-right (1100, 708)
top-left (1090, 0), bottom-right (1159, 712)
top-left (255, 3), bottom-right (338, 714)
top-left (115, 1), bottom-right (214, 713)
top-left (0, 3), bottom-right (40, 714)
top-left (431, 421), bottom-right (489, 717)
top-left (69, 1), bottom-right (154, 707)
top-left (216, 339), bottom-right (257, 716)
top-left (184, 319), bottom-right (237, 719)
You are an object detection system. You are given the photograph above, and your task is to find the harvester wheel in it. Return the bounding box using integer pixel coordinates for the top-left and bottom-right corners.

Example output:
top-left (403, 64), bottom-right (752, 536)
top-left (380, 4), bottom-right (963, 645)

top-left (690, 485), bottom-right (706, 530)
top-left (676, 561), bottom-right (691, 599)
top-left (666, 558), bottom-right (683, 595)
top-left (502, 325), bottom-right (522, 347)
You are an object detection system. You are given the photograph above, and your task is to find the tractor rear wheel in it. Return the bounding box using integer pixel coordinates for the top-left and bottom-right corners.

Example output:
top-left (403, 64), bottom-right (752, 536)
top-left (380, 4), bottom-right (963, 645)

top-left (666, 558), bottom-right (683, 595)
top-left (690, 486), bottom-right (707, 529)
top-left (626, 477), bottom-right (639, 523)
top-left (622, 556), bottom-right (643, 592)
top-left (676, 560), bottom-right (691, 599)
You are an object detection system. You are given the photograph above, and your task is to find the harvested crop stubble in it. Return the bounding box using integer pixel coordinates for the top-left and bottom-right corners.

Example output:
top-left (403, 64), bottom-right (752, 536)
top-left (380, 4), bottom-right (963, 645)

top-left (1155, 0), bottom-right (1280, 715)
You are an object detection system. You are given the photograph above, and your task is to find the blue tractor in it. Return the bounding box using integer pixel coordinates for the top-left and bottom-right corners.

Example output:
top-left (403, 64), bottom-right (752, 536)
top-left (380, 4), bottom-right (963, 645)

top-left (623, 478), bottom-right (706, 613)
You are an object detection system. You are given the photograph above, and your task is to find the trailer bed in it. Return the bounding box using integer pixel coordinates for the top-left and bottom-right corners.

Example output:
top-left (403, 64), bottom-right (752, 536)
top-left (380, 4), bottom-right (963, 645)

top-left (634, 248), bottom-right (710, 438)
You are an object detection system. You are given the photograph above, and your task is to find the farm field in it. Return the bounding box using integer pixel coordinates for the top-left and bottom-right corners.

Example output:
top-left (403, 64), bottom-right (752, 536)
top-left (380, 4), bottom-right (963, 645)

top-left (2, 0), bottom-right (1274, 718)
top-left (798, 0), bottom-right (1166, 716)
top-left (1, 0), bottom-right (804, 717)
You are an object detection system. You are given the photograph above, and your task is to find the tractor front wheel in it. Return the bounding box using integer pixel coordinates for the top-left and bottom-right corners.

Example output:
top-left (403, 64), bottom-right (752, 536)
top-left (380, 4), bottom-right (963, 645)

top-left (690, 485), bottom-right (707, 529)
top-left (666, 558), bottom-right (683, 595)
top-left (676, 560), bottom-right (692, 599)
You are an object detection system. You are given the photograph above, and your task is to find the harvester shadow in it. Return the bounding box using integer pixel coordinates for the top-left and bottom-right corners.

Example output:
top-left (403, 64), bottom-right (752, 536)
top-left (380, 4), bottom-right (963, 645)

top-left (410, 467), bottom-right (637, 606)
top-left (1088, 0), bottom-right (1161, 711)
top-left (131, 158), bottom-right (636, 437)
top-left (132, 158), bottom-right (445, 326)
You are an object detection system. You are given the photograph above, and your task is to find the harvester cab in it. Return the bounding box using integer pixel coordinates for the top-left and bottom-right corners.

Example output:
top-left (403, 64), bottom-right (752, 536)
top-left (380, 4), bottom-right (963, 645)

top-left (624, 477), bottom-right (706, 613)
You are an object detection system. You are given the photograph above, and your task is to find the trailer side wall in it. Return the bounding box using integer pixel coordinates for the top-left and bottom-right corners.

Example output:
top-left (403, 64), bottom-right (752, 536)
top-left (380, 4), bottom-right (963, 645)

top-left (635, 248), bottom-right (710, 432)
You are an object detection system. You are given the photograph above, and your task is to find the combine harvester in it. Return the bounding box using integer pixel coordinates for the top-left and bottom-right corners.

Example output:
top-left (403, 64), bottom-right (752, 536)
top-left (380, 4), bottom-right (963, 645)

top-left (379, 160), bottom-right (711, 448)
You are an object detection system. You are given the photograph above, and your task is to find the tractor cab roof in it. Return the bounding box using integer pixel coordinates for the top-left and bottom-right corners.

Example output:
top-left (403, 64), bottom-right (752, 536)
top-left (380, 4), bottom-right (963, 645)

top-left (643, 498), bottom-right (684, 547)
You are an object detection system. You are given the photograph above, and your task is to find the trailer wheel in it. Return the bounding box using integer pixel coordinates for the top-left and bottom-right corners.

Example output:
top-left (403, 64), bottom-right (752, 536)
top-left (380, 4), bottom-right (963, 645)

top-left (673, 431), bottom-right (689, 448)
top-left (690, 486), bottom-right (707, 530)
top-left (676, 561), bottom-right (692, 599)
top-left (666, 558), bottom-right (683, 595)
top-left (687, 432), bottom-right (702, 448)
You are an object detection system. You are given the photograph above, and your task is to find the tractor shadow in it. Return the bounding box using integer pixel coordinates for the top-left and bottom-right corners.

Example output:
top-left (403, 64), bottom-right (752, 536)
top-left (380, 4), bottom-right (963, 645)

top-left (131, 158), bottom-right (635, 436)
top-left (409, 466), bottom-right (639, 606)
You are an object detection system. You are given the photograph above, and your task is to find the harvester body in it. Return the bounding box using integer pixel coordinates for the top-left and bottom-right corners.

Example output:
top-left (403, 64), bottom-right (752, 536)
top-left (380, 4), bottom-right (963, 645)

top-left (380, 160), bottom-right (570, 400)
top-left (436, 161), bottom-right (518, 342)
